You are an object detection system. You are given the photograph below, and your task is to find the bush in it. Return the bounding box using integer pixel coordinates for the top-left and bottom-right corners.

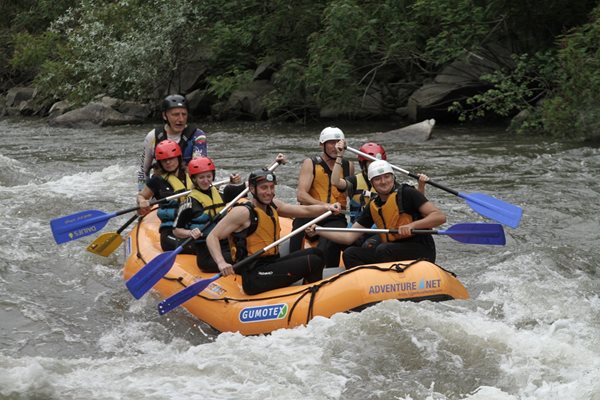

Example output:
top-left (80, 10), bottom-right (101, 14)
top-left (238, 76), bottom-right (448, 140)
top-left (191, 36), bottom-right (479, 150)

top-left (540, 5), bottom-right (600, 139)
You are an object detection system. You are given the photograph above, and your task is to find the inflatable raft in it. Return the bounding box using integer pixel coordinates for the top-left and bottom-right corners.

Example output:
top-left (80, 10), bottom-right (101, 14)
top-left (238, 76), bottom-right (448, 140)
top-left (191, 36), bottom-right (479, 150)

top-left (123, 210), bottom-right (469, 335)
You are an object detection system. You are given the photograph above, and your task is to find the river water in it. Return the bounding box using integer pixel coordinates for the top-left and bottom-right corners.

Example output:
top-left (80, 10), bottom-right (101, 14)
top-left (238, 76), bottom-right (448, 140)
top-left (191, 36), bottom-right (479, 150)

top-left (1, 117), bottom-right (599, 400)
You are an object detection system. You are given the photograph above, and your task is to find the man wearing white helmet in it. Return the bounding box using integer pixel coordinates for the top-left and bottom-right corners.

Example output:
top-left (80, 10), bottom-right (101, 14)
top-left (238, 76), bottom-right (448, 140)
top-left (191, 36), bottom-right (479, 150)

top-left (306, 160), bottom-right (446, 267)
top-left (289, 127), bottom-right (355, 268)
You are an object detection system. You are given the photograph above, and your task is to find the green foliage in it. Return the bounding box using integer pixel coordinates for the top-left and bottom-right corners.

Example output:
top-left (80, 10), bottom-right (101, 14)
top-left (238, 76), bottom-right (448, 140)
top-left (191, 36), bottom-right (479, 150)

top-left (207, 68), bottom-right (254, 99)
top-left (449, 51), bottom-right (559, 121)
top-left (31, 0), bottom-right (204, 103)
top-left (539, 5), bottom-right (600, 139)
top-left (3, 0), bottom-right (600, 136)
top-left (10, 31), bottom-right (62, 75)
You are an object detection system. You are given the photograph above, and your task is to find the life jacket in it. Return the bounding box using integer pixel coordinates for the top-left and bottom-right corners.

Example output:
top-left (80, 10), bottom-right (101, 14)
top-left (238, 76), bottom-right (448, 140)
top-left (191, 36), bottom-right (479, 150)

top-left (348, 171), bottom-right (375, 222)
top-left (184, 186), bottom-right (226, 232)
top-left (230, 201), bottom-right (280, 266)
top-left (308, 156), bottom-right (350, 208)
top-left (154, 125), bottom-right (203, 164)
top-left (368, 184), bottom-right (420, 242)
top-left (156, 172), bottom-right (192, 230)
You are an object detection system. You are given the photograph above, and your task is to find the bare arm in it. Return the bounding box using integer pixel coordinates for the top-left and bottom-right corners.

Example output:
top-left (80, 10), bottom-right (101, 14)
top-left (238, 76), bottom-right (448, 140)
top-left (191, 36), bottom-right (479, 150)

top-left (136, 185), bottom-right (154, 216)
top-left (417, 173), bottom-right (428, 194)
top-left (331, 139), bottom-right (348, 191)
top-left (296, 158), bottom-right (321, 205)
top-left (206, 206), bottom-right (250, 276)
top-left (306, 221), bottom-right (366, 245)
top-left (275, 199), bottom-right (340, 219)
top-left (397, 201), bottom-right (446, 237)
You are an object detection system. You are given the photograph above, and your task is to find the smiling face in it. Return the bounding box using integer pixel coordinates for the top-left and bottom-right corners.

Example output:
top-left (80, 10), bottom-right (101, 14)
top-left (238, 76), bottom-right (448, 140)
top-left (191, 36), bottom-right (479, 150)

top-left (159, 156), bottom-right (179, 173)
top-left (370, 172), bottom-right (395, 195)
top-left (250, 181), bottom-right (276, 205)
top-left (192, 171), bottom-right (214, 191)
top-left (162, 107), bottom-right (188, 134)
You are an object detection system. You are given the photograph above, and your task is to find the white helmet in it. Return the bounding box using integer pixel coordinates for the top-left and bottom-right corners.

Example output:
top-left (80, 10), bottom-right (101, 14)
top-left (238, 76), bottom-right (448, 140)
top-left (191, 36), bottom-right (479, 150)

top-left (319, 127), bottom-right (345, 143)
top-left (368, 160), bottom-right (394, 181)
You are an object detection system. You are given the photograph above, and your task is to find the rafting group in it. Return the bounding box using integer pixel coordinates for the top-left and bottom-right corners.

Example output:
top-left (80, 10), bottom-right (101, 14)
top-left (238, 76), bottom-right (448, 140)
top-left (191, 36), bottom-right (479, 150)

top-left (50, 94), bottom-right (523, 334)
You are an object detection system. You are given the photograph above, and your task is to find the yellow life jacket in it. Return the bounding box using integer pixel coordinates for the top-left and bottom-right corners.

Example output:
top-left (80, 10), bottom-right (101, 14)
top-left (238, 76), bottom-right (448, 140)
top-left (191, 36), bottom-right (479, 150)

top-left (350, 172), bottom-right (376, 207)
top-left (160, 172), bottom-right (192, 200)
top-left (188, 186), bottom-right (225, 220)
top-left (230, 201), bottom-right (281, 263)
top-left (369, 188), bottom-right (414, 243)
top-left (307, 156), bottom-right (349, 207)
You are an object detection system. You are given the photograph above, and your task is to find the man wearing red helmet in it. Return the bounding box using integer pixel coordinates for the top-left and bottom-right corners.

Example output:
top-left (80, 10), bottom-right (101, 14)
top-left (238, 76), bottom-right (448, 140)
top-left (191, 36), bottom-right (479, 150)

top-left (137, 94), bottom-right (208, 190)
top-left (137, 140), bottom-right (195, 252)
top-left (172, 157), bottom-right (242, 272)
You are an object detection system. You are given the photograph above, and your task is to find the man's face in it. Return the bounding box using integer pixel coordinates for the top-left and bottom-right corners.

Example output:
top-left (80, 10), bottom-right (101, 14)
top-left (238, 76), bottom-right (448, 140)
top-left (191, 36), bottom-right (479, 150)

top-left (371, 173), bottom-right (395, 194)
top-left (163, 107), bottom-right (188, 133)
top-left (252, 181), bottom-right (276, 204)
top-left (321, 140), bottom-right (338, 158)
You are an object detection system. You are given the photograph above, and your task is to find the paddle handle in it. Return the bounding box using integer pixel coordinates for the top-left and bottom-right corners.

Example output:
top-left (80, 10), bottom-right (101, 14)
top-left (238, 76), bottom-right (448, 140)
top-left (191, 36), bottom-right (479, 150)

top-left (233, 210), bottom-right (333, 271)
top-left (346, 146), bottom-right (459, 196)
top-left (117, 190), bottom-right (193, 216)
top-left (172, 159), bottom-right (284, 249)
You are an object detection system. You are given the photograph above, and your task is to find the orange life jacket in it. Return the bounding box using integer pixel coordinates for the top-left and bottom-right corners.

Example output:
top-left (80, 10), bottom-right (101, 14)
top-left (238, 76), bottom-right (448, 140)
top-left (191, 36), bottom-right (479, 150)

top-left (369, 186), bottom-right (415, 242)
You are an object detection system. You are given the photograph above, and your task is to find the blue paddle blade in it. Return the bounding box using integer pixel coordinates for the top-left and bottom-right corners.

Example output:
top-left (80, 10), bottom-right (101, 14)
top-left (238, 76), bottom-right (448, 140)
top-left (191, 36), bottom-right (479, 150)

top-left (50, 209), bottom-right (115, 244)
top-left (441, 223), bottom-right (506, 245)
top-left (157, 274), bottom-right (221, 315)
top-left (460, 192), bottom-right (523, 229)
top-left (125, 248), bottom-right (181, 299)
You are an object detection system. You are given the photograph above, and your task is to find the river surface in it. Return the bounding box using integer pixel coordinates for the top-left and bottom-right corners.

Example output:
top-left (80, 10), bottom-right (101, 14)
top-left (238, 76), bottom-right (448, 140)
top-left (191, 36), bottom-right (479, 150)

top-left (1, 117), bottom-right (599, 400)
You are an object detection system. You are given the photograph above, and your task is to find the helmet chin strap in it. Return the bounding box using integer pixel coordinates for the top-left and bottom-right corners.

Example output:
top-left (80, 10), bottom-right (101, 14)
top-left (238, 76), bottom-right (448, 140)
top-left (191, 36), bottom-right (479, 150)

top-left (323, 150), bottom-right (337, 161)
top-left (250, 186), bottom-right (272, 206)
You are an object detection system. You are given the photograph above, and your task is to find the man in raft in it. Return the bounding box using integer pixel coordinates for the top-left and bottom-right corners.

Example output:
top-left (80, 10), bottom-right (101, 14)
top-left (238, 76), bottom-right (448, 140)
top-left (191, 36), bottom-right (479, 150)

top-left (206, 169), bottom-right (341, 295)
top-left (288, 127), bottom-right (354, 268)
top-left (306, 159), bottom-right (446, 268)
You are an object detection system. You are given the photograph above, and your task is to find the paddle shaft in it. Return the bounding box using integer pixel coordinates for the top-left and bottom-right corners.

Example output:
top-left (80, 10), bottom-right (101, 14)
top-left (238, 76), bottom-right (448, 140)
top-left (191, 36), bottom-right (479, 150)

top-left (127, 158), bottom-right (284, 299)
top-left (346, 146), bottom-right (459, 195)
top-left (166, 160), bottom-right (283, 250)
top-left (115, 214), bottom-right (139, 234)
top-left (157, 209), bottom-right (335, 314)
top-left (234, 210), bottom-right (333, 271)
top-left (314, 223), bottom-right (506, 245)
top-left (315, 226), bottom-right (435, 235)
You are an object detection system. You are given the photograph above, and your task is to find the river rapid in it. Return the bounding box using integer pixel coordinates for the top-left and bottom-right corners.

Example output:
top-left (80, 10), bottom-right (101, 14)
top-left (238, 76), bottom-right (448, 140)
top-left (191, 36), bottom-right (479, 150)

top-left (1, 117), bottom-right (599, 400)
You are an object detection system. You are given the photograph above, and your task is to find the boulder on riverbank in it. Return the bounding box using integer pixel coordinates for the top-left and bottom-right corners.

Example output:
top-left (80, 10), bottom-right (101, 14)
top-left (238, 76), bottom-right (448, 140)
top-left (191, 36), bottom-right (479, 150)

top-left (48, 97), bottom-right (151, 128)
top-left (407, 45), bottom-right (514, 122)
top-left (371, 119), bottom-right (435, 143)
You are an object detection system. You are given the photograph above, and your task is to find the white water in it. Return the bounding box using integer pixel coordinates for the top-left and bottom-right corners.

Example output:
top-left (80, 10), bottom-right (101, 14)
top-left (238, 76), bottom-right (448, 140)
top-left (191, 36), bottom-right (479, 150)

top-left (1, 118), bottom-right (599, 399)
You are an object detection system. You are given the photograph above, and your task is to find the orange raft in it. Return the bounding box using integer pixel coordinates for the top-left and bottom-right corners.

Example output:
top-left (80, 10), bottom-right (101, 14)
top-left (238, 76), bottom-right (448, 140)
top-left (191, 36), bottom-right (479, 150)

top-left (123, 211), bottom-right (469, 335)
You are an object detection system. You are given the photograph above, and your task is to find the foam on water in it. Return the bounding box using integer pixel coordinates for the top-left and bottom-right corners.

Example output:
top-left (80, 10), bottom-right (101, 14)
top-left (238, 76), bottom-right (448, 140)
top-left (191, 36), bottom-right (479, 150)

top-left (2, 119), bottom-right (600, 399)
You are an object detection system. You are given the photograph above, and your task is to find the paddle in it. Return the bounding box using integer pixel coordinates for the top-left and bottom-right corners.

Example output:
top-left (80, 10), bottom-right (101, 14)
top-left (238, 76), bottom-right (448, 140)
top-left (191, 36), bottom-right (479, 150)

top-left (86, 214), bottom-right (139, 256)
top-left (50, 190), bottom-right (192, 245)
top-left (126, 160), bottom-right (283, 299)
top-left (345, 146), bottom-right (523, 228)
top-left (85, 179), bottom-right (231, 257)
top-left (157, 210), bottom-right (334, 315)
top-left (315, 222), bottom-right (506, 245)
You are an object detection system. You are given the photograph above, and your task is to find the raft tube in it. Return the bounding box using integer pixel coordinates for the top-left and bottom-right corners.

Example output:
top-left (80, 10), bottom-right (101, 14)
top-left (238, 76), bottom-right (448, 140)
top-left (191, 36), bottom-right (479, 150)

top-left (123, 211), bottom-right (469, 335)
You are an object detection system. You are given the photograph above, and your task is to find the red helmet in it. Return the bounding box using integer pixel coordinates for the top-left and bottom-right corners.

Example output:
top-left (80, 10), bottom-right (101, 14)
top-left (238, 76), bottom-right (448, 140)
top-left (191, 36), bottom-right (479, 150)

top-left (188, 157), bottom-right (216, 176)
top-left (155, 140), bottom-right (182, 161)
top-left (358, 142), bottom-right (386, 162)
